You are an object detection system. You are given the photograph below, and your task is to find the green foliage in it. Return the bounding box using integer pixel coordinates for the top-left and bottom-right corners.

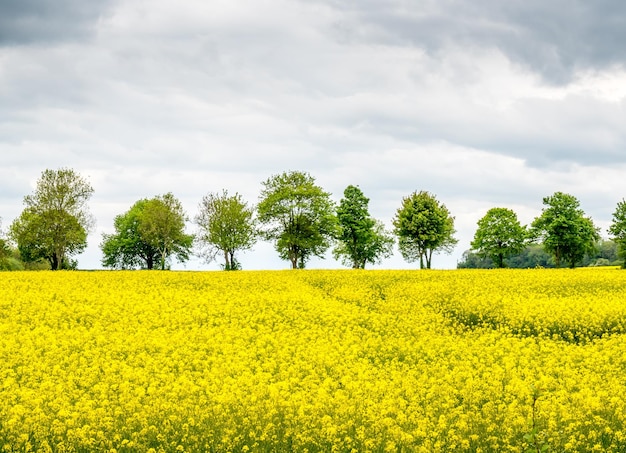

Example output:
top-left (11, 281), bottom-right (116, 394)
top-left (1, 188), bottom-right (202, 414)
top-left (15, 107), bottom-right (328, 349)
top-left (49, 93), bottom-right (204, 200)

top-left (506, 244), bottom-right (555, 268)
top-left (139, 193), bottom-right (194, 270)
top-left (456, 249), bottom-right (494, 269)
top-left (608, 199), bottom-right (626, 268)
top-left (101, 194), bottom-right (193, 270)
top-left (9, 168), bottom-right (94, 270)
top-left (195, 190), bottom-right (257, 271)
top-left (101, 199), bottom-right (160, 269)
top-left (392, 191), bottom-right (457, 269)
top-left (257, 171), bottom-right (338, 269)
top-left (458, 244), bottom-right (555, 269)
top-left (0, 219), bottom-right (17, 271)
top-left (581, 239), bottom-right (620, 267)
top-left (333, 185), bottom-right (394, 269)
top-left (531, 192), bottom-right (600, 268)
top-left (471, 207), bottom-right (527, 268)
top-left (459, 240), bottom-right (618, 269)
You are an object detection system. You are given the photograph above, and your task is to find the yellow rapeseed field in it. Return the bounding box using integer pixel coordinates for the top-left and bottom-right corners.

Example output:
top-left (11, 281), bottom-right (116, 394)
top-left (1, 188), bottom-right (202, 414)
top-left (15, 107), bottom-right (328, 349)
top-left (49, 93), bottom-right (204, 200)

top-left (1, 268), bottom-right (626, 452)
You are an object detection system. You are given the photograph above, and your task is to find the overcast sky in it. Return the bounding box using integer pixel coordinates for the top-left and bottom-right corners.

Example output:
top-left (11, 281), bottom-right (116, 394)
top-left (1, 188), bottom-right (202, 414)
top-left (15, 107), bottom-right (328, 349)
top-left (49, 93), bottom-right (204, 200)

top-left (1, 0), bottom-right (626, 270)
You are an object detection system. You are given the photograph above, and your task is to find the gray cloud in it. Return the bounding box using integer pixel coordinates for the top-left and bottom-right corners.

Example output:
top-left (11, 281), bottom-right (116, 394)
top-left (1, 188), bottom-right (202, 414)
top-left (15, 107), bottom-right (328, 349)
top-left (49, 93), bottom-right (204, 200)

top-left (0, 0), bottom-right (114, 45)
top-left (319, 0), bottom-right (626, 83)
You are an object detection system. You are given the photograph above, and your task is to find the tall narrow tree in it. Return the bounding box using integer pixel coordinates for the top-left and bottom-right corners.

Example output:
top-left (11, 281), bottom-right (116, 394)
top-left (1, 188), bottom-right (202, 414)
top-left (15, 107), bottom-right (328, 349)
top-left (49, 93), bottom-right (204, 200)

top-left (195, 190), bottom-right (257, 270)
top-left (334, 185), bottom-right (394, 268)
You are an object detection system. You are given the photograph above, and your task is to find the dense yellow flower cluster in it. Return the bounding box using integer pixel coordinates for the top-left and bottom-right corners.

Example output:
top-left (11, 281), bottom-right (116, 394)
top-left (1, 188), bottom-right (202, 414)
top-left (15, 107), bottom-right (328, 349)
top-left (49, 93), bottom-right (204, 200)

top-left (1, 268), bottom-right (625, 452)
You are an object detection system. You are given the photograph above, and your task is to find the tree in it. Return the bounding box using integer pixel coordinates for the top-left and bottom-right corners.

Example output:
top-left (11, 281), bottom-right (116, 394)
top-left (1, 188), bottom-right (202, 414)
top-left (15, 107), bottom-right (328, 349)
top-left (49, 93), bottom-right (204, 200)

top-left (608, 198), bottom-right (626, 268)
top-left (471, 207), bottom-right (527, 268)
top-left (10, 168), bottom-right (94, 270)
top-left (531, 191), bottom-right (600, 268)
top-left (101, 199), bottom-right (160, 269)
top-left (392, 191), bottom-right (457, 269)
top-left (0, 218), bottom-right (11, 270)
top-left (195, 190), bottom-right (257, 270)
top-left (333, 185), bottom-right (394, 268)
top-left (257, 171), bottom-right (337, 269)
top-left (101, 193), bottom-right (193, 270)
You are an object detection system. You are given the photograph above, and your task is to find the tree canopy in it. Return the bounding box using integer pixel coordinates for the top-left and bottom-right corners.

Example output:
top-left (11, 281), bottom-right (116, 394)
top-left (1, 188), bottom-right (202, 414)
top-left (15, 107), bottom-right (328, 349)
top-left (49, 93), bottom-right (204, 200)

top-left (257, 171), bottom-right (338, 269)
top-left (101, 199), bottom-right (160, 270)
top-left (471, 207), bottom-right (527, 268)
top-left (10, 168), bottom-right (94, 270)
top-left (392, 190), bottom-right (457, 269)
top-left (608, 198), bottom-right (626, 268)
top-left (333, 185), bottom-right (394, 269)
top-left (101, 193), bottom-right (193, 270)
top-left (195, 190), bottom-right (257, 270)
top-left (531, 191), bottom-right (600, 268)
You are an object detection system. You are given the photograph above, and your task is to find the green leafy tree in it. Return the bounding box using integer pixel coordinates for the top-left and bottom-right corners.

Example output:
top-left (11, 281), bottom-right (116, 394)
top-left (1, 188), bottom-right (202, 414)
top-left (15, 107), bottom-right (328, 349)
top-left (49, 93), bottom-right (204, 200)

top-left (333, 185), bottom-right (394, 268)
top-left (392, 190), bottom-right (457, 269)
top-left (257, 171), bottom-right (337, 269)
top-left (531, 192), bottom-right (600, 268)
top-left (10, 168), bottom-right (94, 270)
top-left (608, 198), bottom-right (626, 268)
top-left (195, 190), bottom-right (257, 270)
top-left (0, 218), bottom-right (11, 270)
top-left (101, 193), bottom-right (193, 270)
top-left (137, 193), bottom-right (194, 270)
top-left (471, 207), bottom-right (527, 268)
top-left (101, 199), bottom-right (160, 269)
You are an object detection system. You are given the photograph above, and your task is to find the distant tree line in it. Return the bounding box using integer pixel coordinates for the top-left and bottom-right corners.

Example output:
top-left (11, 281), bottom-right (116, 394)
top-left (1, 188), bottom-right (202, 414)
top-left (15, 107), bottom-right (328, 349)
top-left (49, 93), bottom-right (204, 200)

top-left (460, 193), bottom-right (626, 269)
top-left (2, 168), bottom-right (626, 271)
top-left (458, 241), bottom-right (622, 269)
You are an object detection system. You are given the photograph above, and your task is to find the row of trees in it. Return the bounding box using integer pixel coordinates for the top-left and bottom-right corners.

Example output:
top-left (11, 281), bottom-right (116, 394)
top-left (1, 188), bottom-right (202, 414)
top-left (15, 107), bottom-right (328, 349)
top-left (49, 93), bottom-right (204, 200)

top-left (2, 168), bottom-right (458, 271)
top-left (468, 192), bottom-right (626, 268)
top-left (2, 168), bottom-right (626, 270)
top-left (101, 171), bottom-right (456, 270)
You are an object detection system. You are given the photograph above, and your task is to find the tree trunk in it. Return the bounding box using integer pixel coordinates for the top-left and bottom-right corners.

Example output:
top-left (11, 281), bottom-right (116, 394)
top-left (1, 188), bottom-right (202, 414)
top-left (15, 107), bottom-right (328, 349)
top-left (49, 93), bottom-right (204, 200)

top-left (160, 249), bottom-right (167, 270)
top-left (52, 249), bottom-right (64, 270)
top-left (223, 250), bottom-right (230, 270)
top-left (426, 249), bottom-right (433, 269)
